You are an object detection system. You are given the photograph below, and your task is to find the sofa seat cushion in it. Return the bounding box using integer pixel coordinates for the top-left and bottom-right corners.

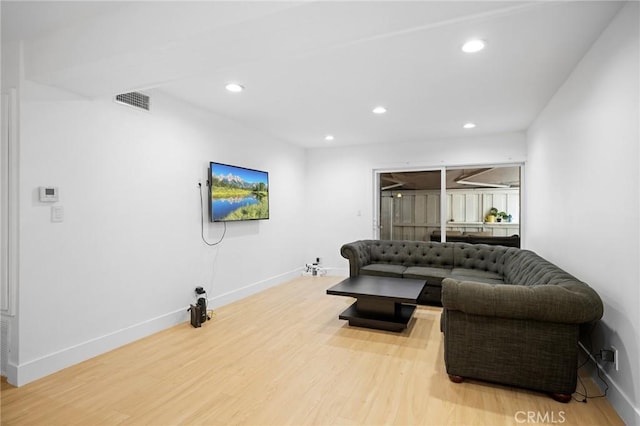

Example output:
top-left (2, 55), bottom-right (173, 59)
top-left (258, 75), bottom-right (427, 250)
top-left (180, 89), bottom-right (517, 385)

top-left (360, 263), bottom-right (407, 277)
top-left (403, 266), bottom-right (451, 286)
top-left (451, 268), bottom-right (504, 285)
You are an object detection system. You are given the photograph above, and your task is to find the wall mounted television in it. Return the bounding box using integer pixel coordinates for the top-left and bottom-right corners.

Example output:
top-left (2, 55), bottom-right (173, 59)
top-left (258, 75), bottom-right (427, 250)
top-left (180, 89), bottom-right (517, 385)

top-left (208, 162), bottom-right (269, 222)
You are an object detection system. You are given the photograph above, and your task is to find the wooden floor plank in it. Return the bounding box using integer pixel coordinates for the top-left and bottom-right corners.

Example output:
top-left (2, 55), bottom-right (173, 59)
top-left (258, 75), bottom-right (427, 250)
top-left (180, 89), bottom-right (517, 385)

top-left (1, 276), bottom-right (624, 425)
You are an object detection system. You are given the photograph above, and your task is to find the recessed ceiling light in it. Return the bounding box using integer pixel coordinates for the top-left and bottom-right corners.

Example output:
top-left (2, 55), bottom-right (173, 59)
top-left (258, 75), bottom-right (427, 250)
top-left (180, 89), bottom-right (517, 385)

top-left (463, 122), bottom-right (477, 129)
top-left (461, 39), bottom-right (486, 53)
top-left (225, 83), bottom-right (244, 93)
top-left (324, 135), bottom-right (335, 141)
top-left (372, 106), bottom-right (387, 114)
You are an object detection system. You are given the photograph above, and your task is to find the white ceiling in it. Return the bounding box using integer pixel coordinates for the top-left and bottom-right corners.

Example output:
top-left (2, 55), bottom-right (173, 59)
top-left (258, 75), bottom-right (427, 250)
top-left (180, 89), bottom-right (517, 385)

top-left (1, 1), bottom-right (624, 148)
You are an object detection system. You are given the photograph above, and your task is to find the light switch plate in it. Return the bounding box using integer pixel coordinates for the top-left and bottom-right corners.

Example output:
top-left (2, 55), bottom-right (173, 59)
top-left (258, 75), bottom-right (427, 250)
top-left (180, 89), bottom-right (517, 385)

top-left (51, 205), bottom-right (64, 223)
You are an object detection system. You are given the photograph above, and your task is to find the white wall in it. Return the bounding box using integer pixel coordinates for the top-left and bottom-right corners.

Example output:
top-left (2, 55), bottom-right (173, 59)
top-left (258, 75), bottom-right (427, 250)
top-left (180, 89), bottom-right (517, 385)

top-left (11, 81), bottom-right (307, 385)
top-left (526, 3), bottom-right (639, 424)
top-left (305, 132), bottom-right (526, 273)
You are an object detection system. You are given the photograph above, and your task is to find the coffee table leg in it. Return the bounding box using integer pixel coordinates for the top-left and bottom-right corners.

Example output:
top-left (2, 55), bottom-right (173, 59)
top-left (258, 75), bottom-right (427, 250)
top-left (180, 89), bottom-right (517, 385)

top-left (337, 298), bottom-right (416, 332)
top-left (356, 297), bottom-right (398, 316)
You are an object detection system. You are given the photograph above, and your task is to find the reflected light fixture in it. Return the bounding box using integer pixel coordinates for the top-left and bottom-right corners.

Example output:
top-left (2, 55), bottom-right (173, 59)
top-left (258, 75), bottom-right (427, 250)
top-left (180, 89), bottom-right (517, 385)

top-left (372, 106), bottom-right (387, 114)
top-left (225, 83), bottom-right (245, 93)
top-left (324, 135), bottom-right (335, 142)
top-left (463, 122), bottom-right (476, 129)
top-left (462, 39), bottom-right (486, 53)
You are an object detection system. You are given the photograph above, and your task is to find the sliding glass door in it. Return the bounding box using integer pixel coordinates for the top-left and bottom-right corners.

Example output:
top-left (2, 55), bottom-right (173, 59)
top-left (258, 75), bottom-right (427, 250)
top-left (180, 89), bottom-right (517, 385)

top-left (378, 165), bottom-right (521, 244)
top-left (444, 166), bottom-right (521, 242)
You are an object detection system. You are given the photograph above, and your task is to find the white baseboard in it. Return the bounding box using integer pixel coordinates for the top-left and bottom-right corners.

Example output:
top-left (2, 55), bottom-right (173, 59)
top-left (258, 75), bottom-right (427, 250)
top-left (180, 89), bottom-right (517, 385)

top-left (9, 307), bottom-right (186, 387)
top-left (207, 268), bottom-right (303, 308)
top-left (9, 268), bottom-right (303, 387)
top-left (578, 342), bottom-right (640, 425)
top-left (325, 266), bottom-right (349, 276)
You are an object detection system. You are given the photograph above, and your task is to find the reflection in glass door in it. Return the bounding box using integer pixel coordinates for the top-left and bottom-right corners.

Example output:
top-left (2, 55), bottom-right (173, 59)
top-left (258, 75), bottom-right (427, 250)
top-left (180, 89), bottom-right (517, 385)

top-left (444, 166), bottom-right (520, 244)
top-left (379, 170), bottom-right (442, 241)
top-left (378, 165), bottom-right (521, 245)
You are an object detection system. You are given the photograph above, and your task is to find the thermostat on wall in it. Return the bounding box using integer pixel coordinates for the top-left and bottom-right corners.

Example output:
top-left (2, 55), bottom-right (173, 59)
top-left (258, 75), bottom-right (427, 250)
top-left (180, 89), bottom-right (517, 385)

top-left (39, 187), bottom-right (59, 202)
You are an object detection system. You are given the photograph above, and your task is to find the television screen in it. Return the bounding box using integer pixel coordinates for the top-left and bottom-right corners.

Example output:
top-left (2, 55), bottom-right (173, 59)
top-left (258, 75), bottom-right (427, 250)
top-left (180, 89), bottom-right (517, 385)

top-left (209, 162), bottom-right (269, 222)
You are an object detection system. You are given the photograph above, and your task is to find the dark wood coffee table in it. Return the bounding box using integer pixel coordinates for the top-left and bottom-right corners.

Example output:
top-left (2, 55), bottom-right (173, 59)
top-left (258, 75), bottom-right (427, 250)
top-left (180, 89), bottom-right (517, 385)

top-left (326, 275), bottom-right (426, 332)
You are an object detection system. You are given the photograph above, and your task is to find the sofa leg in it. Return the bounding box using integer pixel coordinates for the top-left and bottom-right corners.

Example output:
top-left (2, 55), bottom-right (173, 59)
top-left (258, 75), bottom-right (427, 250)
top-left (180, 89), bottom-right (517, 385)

top-left (549, 393), bottom-right (572, 403)
top-left (448, 374), bottom-right (464, 383)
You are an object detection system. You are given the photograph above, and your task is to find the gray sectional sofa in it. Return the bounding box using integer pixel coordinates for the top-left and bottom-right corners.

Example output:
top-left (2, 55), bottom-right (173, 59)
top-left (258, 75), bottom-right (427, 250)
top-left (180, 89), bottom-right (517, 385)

top-left (340, 239), bottom-right (604, 401)
top-left (341, 239), bottom-right (514, 305)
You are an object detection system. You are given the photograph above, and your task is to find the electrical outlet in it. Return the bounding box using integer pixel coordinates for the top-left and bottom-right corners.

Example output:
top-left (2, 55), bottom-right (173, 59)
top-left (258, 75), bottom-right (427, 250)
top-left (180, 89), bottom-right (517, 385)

top-left (601, 349), bottom-right (614, 362)
top-left (611, 345), bottom-right (619, 371)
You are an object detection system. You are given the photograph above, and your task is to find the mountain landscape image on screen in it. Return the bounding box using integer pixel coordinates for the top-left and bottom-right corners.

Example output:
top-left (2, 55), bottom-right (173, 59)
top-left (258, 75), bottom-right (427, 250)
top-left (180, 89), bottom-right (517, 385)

top-left (210, 163), bottom-right (269, 221)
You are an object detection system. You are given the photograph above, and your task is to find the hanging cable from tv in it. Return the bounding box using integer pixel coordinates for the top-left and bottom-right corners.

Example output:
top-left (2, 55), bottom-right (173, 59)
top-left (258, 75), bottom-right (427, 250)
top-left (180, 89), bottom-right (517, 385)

top-left (198, 182), bottom-right (226, 246)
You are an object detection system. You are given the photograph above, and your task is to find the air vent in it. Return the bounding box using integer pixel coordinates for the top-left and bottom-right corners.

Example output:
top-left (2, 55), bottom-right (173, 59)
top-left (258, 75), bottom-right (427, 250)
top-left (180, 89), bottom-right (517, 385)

top-left (115, 92), bottom-right (150, 111)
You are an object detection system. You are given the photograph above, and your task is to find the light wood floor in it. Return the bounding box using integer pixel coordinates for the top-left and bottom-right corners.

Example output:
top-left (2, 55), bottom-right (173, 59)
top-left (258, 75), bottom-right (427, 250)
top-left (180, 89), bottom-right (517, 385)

top-left (1, 276), bottom-right (623, 425)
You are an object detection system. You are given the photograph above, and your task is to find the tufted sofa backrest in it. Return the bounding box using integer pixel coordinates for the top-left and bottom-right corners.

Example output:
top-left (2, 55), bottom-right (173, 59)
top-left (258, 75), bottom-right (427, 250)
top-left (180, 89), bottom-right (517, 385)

top-left (341, 240), bottom-right (590, 291)
top-left (369, 240), bottom-right (454, 268)
top-left (453, 243), bottom-right (519, 276)
top-left (504, 250), bottom-right (579, 286)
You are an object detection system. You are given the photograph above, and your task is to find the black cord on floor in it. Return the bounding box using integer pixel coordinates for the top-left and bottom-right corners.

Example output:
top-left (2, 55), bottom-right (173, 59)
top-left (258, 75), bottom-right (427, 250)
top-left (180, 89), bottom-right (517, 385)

top-left (573, 325), bottom-right (610, 402)
top-left (199, 182), bottom-right (226, 246)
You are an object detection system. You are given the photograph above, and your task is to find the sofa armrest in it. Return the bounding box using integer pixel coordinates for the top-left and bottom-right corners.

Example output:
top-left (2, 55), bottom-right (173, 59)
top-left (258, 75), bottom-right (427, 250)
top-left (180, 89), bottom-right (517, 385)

top-left (340, 241), bottom-right (372, 276)
top-left (441, 278), bottom-right (603, 324)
